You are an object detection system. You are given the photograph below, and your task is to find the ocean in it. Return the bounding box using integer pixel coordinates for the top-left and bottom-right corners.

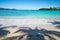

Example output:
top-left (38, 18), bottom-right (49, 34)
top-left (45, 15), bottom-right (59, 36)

top-left (0, 10), bottom-right (60, 19)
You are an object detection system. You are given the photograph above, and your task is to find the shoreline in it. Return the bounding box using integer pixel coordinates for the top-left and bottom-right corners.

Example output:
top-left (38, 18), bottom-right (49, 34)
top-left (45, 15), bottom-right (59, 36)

top-left (0, 17), bottom-right (60, 20)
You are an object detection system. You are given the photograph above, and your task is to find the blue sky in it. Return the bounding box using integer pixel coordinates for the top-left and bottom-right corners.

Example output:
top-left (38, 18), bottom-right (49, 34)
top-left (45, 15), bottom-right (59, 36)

top-left (0, 0), bottom-right (60, 10)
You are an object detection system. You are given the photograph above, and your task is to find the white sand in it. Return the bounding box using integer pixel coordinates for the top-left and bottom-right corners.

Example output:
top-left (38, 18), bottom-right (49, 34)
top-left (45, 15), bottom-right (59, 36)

top-left (0, 18), bottom-right (60, 31)
top-left (0, 18), bottom-right (60, 40)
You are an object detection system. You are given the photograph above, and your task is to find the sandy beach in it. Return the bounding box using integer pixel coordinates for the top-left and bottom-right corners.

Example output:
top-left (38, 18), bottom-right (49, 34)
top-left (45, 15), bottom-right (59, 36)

top-left (0, 18), bottom-right (60, 40)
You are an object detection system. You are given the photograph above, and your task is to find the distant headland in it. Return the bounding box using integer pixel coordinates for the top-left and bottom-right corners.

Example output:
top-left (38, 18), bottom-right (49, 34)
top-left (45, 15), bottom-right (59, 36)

top-left (0, 7), bottom-right (60, 10)
top-left (0, 8), bottom-right (16, 10)
top-left (39, 7), bottom-right (60, 11)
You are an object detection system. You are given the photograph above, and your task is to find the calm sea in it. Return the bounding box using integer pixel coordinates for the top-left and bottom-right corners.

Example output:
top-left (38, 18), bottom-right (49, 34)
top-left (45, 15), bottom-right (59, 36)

top-left (0, 10), bottom-right (60, 19)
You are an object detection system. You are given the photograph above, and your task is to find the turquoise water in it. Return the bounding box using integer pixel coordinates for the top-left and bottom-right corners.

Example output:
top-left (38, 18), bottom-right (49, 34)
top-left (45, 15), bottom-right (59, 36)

top-left (0, 10), bottom-right (60, 19)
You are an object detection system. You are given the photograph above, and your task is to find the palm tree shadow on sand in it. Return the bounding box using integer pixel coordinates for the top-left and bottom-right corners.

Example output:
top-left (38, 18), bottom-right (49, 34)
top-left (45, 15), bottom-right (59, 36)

top-left (4, 27), bottom-right (60, 40)
top-left (0, 27), bottom-right (10, 38)
top-left (0, 24), bottom-right (3, 26)
top-left (49, 20), bottom-right (60, 29)
top-left (8, 25), bottom-right (17, 28)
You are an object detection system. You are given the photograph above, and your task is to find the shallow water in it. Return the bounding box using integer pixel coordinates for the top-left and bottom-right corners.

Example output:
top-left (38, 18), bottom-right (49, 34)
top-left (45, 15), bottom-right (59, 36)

top-left (0, 10), bottom-right (60, 19)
